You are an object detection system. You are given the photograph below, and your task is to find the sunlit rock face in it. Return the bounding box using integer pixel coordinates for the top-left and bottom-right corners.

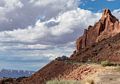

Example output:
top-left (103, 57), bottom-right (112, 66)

top-left (76, 9), bottom-right (120, 51)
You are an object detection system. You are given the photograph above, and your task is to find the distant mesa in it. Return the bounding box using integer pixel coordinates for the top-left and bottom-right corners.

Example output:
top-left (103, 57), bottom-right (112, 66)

top-left (0, 69), bottom-right (34, 78)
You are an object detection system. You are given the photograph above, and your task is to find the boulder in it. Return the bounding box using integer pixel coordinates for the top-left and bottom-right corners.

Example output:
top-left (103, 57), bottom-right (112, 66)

top-left (55, 56), bottom-right (68, 61)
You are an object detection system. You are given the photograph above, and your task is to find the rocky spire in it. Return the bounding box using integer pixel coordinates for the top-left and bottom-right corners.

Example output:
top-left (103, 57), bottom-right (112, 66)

top-left (76, 9), bottom-right (120, 51)
top-left (100, 8), bottom-right (118, 23)
top-left (102, 9), bottom-right (112, 18)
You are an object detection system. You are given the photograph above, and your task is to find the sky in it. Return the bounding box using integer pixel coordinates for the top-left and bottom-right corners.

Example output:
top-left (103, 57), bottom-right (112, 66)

top-left (0, 0), bottom-right (120, 71)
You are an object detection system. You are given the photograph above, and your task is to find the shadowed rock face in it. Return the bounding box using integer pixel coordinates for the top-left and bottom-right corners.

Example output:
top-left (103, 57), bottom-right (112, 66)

top-left (76, 9), bottom-right (120, 51)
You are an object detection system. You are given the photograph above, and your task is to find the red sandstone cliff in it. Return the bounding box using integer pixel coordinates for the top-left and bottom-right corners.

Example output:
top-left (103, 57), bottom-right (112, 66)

top-left (76, 9), bottom-right (120, 51)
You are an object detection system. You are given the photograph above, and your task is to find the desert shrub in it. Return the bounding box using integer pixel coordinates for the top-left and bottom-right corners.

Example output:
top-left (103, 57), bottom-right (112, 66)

top-left (86, 79), bottom-right (94, 84)
top-left (101, 60), bottom-right (112, 67)
top-left (82, 79), bottom-right (95, 84)
top-left (65, 61), bottom-right (81, 65)
top-left (16, 76), bottom-right (28, 82)
top-left (114, 66), bottom-right (120, 71)
top-left (2, 78), bottom-right (14, 84)
top-left (46, 80), bottom-right (81, 84)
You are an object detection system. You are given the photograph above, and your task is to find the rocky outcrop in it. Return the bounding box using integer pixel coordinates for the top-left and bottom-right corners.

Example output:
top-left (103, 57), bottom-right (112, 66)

top-left (76, 9), bottom-right (120, 51)
top-left (55, 56), bottom-right (69, 61)
top-left (71, 33), bottom-right (120, 62)
top-left (20, 60), bottom-right (81, 84)
top-left (20, 60), bottom-right (99, 84)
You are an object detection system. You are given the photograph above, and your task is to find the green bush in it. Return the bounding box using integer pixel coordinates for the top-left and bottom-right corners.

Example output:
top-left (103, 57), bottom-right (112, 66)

top-left (101, 60), bottom-right (112, 67)
top-left (46, 80), bottom-right (81, 84)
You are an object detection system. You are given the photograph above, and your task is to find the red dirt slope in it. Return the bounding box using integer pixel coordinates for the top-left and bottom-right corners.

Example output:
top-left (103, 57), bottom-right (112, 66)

top-left (21, 60), bottom-right (97, 84)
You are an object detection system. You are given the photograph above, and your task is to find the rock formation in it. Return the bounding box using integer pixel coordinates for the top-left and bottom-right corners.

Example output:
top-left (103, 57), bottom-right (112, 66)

top-left (76, 9), bottom-right (120, 51)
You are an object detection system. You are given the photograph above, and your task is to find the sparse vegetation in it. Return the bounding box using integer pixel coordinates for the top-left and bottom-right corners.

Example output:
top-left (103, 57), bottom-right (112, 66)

top-left (83, 79), bottom-right (95, 84)
top-left (46, 80), bottom-right (95, 84)
top-left (100, 60), bottom-right (113, 67)
top-left (65, 60), bottom-right (81, 65)
top-left (114, 66), bottom-right (120, 71)
top-left (87, 80), bottom-right (94, 84)
top-left (46, 80), bottom-right (81, 84)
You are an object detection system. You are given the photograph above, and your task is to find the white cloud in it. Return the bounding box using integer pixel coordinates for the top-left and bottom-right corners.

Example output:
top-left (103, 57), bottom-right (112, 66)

top-left (0, 8), bottom-right (101, 44)
top-left (0, 0), bottom-right (24, 24)
top-left (0, 0), bottom-right (79, 31)
top-left (4, 0), bottom-right (23, 10)
top-left (0, 0), bottom-right (23, 11)
top-left (30, 0), bottom-right (79, 9)
top-left (113, 9), bottom-right (120, 19)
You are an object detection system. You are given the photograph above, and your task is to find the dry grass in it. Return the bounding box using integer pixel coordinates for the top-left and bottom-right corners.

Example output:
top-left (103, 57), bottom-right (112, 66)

top-left (81, 78), bottom-right (95, 84)
top-left (46, 80), bottom-right (81, 84)
top-left (100, 60), bottom-right (113, 67)
top-left (46, 79), bottom-right (95, 84)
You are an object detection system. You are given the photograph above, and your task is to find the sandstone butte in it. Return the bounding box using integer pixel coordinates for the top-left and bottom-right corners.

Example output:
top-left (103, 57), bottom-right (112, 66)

top-left (1, 9), bottom-right (120, 84)
top-left (70, 9), bottom-right (120, 62)
top-left (76, 8), bottom-right (120, 51)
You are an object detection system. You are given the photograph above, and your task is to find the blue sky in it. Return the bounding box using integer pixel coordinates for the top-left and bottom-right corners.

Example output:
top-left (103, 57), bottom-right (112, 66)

top-left (80, 0), bottom-right (120, 12)
top-left (0, 0), bottom-right (120, 71)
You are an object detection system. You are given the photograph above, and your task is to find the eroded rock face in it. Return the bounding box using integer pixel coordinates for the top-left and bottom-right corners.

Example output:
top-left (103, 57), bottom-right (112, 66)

top-left (76, 9), bottom-right (120, 51)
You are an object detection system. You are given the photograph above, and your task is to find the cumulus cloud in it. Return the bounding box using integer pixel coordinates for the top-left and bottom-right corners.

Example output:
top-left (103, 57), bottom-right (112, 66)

top-left (0, 0), bottom-right (79, 31)
top-left (0, 0), bottom-right (23, 11)
top-left (0, 0), bottom-right (23, 22)
top-left (4, 0), bottom-right (23, 10)
top-left (113, 9), bottom-right (120, 19)
top-left (0, 8), bottom-right (101, 44)
top-left (30, 0), bottom-right (79, 8)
